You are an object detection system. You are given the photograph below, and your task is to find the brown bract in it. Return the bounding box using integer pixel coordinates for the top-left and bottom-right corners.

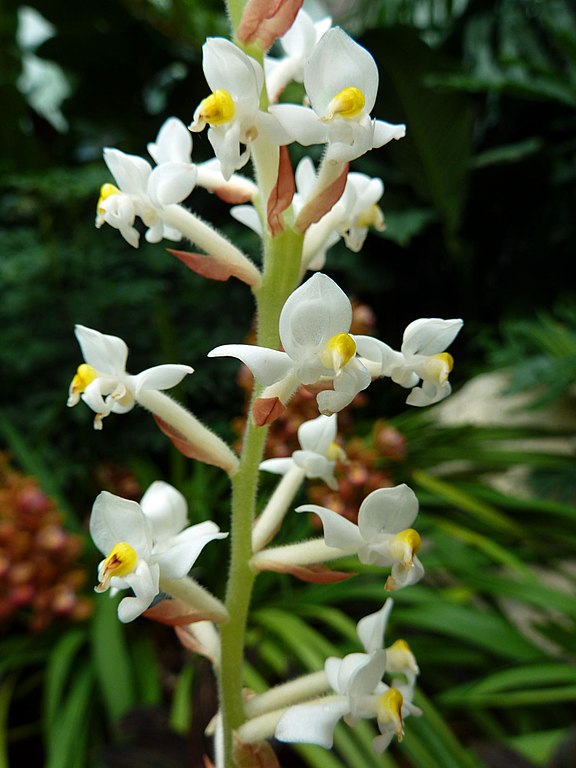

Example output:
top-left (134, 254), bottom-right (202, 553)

top-left (237, 0), bottom-right (304, 50)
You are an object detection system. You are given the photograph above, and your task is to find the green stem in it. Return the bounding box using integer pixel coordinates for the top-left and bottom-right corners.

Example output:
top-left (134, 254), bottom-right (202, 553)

top-left (217, 226), bottom-right (304, 768)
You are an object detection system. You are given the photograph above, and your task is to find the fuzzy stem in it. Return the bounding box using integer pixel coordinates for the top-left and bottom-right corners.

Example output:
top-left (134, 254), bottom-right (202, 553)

top-left (160, 576), bottom-right (229, 622)
top-left (137, 389), bottom-right (239, 475)
top-left (244, 670), bottom-right (330, 719)
top-left (252, 466), bottom-right (305, 552)
top-left (160, 204), bottom-right (262, 289)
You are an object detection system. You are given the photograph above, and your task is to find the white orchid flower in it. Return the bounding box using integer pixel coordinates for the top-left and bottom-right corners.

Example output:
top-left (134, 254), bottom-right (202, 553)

top-left (275, 600), bottom-right (420, 752)
top-left (139, 481), bottom-right (228, 580)
top-left (96, 117), bottom-right (197, 247)
top-left (67, 325), bottom-right (193, 429)
top-left (260, 413), bottom-right (344, 490)
top-left (271, 28), bottom-right (405, 163)
top-left (294, 158), bottom-right (386, 271)
top-left (89, 484), bottom-right (226, 623)
top-left (264, 8), bottom-right (332, 102)
top-left (208, 273), bottom-right (372, 417)
top-left (356, 317), bottom-right (463, 406)
top-left (334, 171), bottom-right (385, 252)
top-left (189, 38), bottom-right (288, 180)
top-left (298, 484), bottom-right (425, 590)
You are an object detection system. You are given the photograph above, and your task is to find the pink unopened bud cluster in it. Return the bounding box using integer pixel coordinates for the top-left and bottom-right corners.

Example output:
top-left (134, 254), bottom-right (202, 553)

top-left (0, 454), bottom-right (92, 631)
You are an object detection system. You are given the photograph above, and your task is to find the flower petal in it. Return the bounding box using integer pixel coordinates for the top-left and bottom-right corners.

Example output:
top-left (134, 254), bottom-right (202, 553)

top-left (132, 364), bottom-right (194, 395)
top-left (148, 161), bottom-right (197, 207)
top-left (357, 485), bottom-right (420, 539)
top-left (304, 28), bottom-right (379, 116)
top-left (275, 697), bottom-right (350, 748)
top-left (103, 148), bottom-right (151, 195)
top-left (74, 325), bottom-right (128, 376)
top-left (356, 599), bottom-right (394, 654)
top-left (89, 491), bottom-right (152, 557)
top-left (147, 117), bottom-right (193, 165)
top-left (208, 344), bottom-right (294, 386)
top-left (402, 318), bottom-right (463, 356)
top-left (156, 522), bottom-right (228, 579)
top-left (297, 503), bottom-right (362, 552)
top-left (140, 480), bottom-right (188, 538)
top-left (279, 273), bottom-right (352, 361)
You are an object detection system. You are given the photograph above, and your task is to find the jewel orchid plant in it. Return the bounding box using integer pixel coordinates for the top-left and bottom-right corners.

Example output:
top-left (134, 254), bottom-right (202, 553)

top-left (69, 2), bottom-right (464, 767)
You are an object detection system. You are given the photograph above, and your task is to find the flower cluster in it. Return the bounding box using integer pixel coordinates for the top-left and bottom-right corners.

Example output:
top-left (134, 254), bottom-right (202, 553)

top-left (75, 4), bottom-right (466, 767)
top-left (0, 454), bottom-right (91, 631)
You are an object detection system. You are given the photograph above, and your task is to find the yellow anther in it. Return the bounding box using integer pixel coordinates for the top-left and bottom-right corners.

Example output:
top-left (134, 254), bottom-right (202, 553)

top-left (324, 86), bottom-right (366, 120)
top-left (389, 528), bottom-right (422, 566)
top-left (357, 204), bottom-right (385, 231)
top-left (377, 688), bottom-right (404, 741)
top-left (435, 351), bottom-right (454, 373)
top-left (319, 333), bottom-right (357, 372)
top-left (326, 441), bottom-right (347, 462)
top-left (386, 639), bottom-right (420, 675)
top-left (97, 183), bottom-right (120, 214)
top-left (195, 89), bottom-right (235, 126)
top-left (70, 364), bottom-right (97, 395)
top-left (95, 541), bottom-right (138, 593)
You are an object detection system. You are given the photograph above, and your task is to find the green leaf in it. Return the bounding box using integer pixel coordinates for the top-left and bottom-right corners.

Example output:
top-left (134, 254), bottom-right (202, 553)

top-left (363, 26), bottom-right (475, 236)
top-left (90, 595), bottom-right (136, 721)
top-left (45, 665), bottom-right (94, 768)
top-left (43, 628), bottom-right (89, 738)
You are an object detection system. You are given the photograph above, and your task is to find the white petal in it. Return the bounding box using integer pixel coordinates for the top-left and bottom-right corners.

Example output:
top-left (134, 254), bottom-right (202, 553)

top-left (346, 649), bottom-right (387, 697)
top-left (103, 148), bottom-right (151, 195)
top-left (117, 560), bottom-right (160, 622)
top-left (140, 480), bottom-right (188, 538)
top-left (269, 104), bottom-right (330, 146)
top-left (297, 413), bottom-right (337, 454)
top-left (389, 556), bottom-right (425, 590)
top-left (402, 318), bottom-right (463, 356)
top-left (148, 161), bottom-right (197, 206)
top-left (297, 504), bottom-right (362, 552)
top-left (208, 344), bottom-right (294, 386)
top-left (230, 204), bottom-right (262, 235)
top-left (355, 335), bottom-right (401, 377)
top-left (279, 273), bottom-right (352, 362)
top-left (275, 697), bottom-right (350, 748)
top-left (406, 379), bottom-right (451, 407)
top-left (208, 122), bottom-right (249, 180)
top-left (202, 37), bottom-right (263, 100)
top-left (356, 599), bottom-right (394, 654)
top-left (132, 364), bottom-right (194, 395)
top-left (357, 485), bottom-right (420, 539)
top-left (372, 119), bottom-right (406, 147)
top-left (259, 457), bottom-right (294, 475)
top-left (74, 325), bottom-right (128, 375)
top-left (292, 451), bottom-right (336, 487)
top-left (89, 491), bottom-right (152, 557)
top-left (156, 522), bottom-right (227, 579)
top-left (305, 28), bottom-right (379, 116)
top-left (147, 117), bottom-right (193, 165)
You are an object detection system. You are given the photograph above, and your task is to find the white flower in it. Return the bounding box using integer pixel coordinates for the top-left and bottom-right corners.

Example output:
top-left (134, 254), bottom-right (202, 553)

top-left (96, 117), bottom-right (197, 247)
top-left (89, 483), bottom-right (226, 622)
top-left (208, 273), bottom-right (372, 416)
top-left (356, 317), bottom-right (463, 406)
top-left (275, 600), bottom-right (420, 752)
top-left (298, 484), bottom-right (425, 590)
top-left (264, 8), bottom-right (332, 102)
top-left (260, 414), bottom-right (343, 490)
top-left (333, 171), bottom-right (385, 253)
top-left (271, 28), bottom-right (405, 162)
top-left (189, 38), bottom-right (288, 180)
top-left (67, 325), bottom-right (193, 429)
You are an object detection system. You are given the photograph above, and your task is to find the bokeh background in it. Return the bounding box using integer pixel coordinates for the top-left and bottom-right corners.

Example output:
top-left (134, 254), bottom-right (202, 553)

top-left (1, 0), bottom-right (575, 766)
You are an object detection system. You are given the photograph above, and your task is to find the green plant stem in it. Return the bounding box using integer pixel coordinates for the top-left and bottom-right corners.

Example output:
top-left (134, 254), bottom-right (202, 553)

top-left (217, 187), bottom-right (304, 766)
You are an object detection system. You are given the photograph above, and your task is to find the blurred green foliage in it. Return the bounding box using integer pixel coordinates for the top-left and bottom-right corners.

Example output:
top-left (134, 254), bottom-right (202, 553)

top-left (1, 0), bottom-right (576, 766)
